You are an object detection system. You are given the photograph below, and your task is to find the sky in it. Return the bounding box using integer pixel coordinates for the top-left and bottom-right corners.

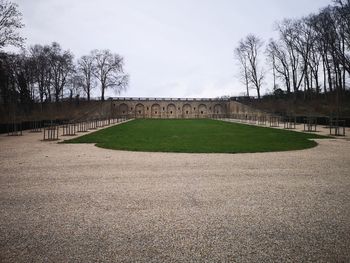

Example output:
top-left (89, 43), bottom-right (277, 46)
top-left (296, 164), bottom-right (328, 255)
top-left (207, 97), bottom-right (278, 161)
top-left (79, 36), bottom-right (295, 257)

top-left (13, 0), bottom-right (331, 98)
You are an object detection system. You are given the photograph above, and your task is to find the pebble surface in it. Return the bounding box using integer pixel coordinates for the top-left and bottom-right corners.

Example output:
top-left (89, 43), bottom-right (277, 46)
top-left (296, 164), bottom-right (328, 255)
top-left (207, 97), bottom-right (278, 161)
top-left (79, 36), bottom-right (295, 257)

top-left (0, 127), bottom-right (350, 262)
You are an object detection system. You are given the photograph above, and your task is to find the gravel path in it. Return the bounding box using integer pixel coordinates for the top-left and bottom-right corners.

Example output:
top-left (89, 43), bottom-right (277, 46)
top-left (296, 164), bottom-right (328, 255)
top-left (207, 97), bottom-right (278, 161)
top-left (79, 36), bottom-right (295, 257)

top-left (0, 125), bottom-right (350, 262)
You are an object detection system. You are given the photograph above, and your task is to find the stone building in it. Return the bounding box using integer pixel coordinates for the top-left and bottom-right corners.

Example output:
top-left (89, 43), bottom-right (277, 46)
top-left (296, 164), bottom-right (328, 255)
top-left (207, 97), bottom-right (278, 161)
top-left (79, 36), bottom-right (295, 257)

top-left (110, 97), bottom-right (262, 119)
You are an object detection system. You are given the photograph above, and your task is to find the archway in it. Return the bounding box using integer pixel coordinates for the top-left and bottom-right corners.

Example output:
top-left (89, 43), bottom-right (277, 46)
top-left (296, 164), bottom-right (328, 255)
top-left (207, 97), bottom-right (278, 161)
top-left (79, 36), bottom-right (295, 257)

top-left (182, 104), bottom-right (192, 118)
top-left (214, 104), bottom-right (224, 114)
top-left (198, 104), bottom-right (208, 118)
top-left (119, 103), bottom-right (128, 117)
top-left (135, 103), bottom-right (145, 118)
top-left (151, 104), bottom-right (161, 118)
top-left (167, 104), bottom-right (176, 118)
top-left (214, 104), bottom-right (224, 118)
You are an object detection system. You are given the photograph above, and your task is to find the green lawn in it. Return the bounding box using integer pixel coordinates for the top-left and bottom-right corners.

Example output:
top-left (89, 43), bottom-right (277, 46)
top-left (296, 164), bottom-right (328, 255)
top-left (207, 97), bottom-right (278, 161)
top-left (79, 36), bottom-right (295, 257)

top-left (64, 119), bottom-right (328, 153)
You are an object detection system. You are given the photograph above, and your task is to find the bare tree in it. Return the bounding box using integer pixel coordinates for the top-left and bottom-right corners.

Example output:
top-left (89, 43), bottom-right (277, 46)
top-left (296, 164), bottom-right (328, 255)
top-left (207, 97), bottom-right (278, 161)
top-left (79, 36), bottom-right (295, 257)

top-left (277, 19), bottom-right (306, 94)
top-left (237, 35), bottom-right (264, 99)
top-left (266, 39), bottom-right (291, 93)
top-left (66, 74), bottom-right (82, 101)
top-left (0, 53), bottom-right (12, 105)
top-left (267, 40), bottom-right (277, 92)
top-left (16, 52), bottom-right (35, 104)
top-left (0, 0), bottom-right (24, 49)
top-left (0, 0), bottom-right (132, 108)
top-left (29, 44), bottom-right (53, 103)
top-left (334, 0), bottom-right (350, 48)
top-left (333, 0), bottom-right (350, 93)
top-left (292, 18), bottom-right (314, 94)
top-left (235, 43), bottom-right (250, 97)
top-left (92, 49), bottom-right (128, 101)
top-left (77, 53), bottom-right (96, 101)
top-left (309, 42), bottom-right (322, 94)
top-left (311, 8), bottom-right (336, 93)
top-left (312, 6), bottom-right (348, 94)
top-left (49, 42), bottom-right (74, 102)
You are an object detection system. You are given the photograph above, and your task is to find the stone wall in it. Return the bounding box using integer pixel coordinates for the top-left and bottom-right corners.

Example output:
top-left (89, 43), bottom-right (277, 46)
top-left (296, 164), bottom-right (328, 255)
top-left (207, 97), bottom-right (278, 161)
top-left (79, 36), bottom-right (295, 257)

top-left (0, 98), bottom-right (266, 124)
top-left (110, 98), bottom-right (263, 119)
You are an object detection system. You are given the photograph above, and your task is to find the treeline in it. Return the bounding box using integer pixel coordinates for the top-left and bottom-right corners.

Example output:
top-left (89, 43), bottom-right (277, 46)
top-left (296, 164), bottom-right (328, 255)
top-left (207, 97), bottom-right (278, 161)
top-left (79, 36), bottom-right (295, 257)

top-left (235, 0), bottom-right (350, 101)
top-left (0, 45), bottom-right (129, 105)
top-left (0, 0), bottom-right (129, 107)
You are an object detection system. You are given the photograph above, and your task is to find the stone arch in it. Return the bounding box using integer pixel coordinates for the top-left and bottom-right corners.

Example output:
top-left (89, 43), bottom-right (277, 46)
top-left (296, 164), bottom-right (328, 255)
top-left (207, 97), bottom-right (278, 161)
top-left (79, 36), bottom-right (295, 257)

top-left (214, 104), bottom-right (224, 114)
top-left (198, 104), bottom-right (208, 118)
top-left (151, 104), bottom-right (161, 118)
top-left (167, 104), bottom-right (176, 118)
top-left (182, 104), bottom-right (192, 118)
top-left (135, 103), bottom-right (145, 118)
top-left (119, 103), bottom-right (128, 116)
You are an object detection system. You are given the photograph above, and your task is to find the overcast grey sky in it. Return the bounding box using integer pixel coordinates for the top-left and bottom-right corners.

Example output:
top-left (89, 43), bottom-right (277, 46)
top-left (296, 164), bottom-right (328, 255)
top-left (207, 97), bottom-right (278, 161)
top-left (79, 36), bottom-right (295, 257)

top-left (14, 0), bottom-right (331, 98)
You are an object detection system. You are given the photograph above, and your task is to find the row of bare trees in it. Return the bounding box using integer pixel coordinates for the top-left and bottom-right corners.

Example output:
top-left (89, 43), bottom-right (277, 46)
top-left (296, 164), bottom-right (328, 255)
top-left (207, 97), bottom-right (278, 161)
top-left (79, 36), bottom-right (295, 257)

top-left (0, 0), bottom-right (128, 106)
top-left (0, 44), bottom-right (129, 105)
top-left (235, 0), bottom-right (350, 100)
top-left (77, 50), bottom-right (128, 102)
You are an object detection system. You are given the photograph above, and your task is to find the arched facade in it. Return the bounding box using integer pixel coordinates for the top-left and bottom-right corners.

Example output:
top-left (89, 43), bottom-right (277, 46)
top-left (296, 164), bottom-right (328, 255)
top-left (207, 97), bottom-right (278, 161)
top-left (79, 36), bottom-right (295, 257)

top-left (111, 97), bottom-right (261, 119)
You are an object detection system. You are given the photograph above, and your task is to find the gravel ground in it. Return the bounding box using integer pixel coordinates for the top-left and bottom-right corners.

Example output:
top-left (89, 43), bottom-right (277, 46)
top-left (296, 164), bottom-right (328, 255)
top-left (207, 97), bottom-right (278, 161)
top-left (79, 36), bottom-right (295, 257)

top-left (0, 125), bottom-right (350, 262)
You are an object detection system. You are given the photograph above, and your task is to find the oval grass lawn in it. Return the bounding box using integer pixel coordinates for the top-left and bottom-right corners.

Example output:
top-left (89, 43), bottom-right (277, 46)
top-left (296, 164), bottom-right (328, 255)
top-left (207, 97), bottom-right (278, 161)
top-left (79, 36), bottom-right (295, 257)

top-left (64, 119), bottom-right (328, 153)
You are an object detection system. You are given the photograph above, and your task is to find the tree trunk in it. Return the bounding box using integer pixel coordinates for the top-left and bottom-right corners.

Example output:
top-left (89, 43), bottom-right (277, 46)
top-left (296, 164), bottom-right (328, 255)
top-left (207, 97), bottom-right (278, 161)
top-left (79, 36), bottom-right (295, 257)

top-left (314, 72), bottom-right (319, 95)
top-left (101, 84), bottom-right (105, 101)
top-left (272, 60), bottom-right (276, 90)
top-left (304, 65), bottom-right (310, 92)
top-left (310, 72), bottom-right (313, 96)
top-left (322, 57), bottom-right (327, 95)
top-left (257, 86), bottom-right (261, 100)
top-left (86, 82), bottom-right (91, 101)
top-left (244, 67), bottom-right (249, 97)
top-left (325, 55), bottom-right (333, 93)
top-left (342, 37), bottom-right (346, 93)
top-left (285, 77), bottom-right (290, 94)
